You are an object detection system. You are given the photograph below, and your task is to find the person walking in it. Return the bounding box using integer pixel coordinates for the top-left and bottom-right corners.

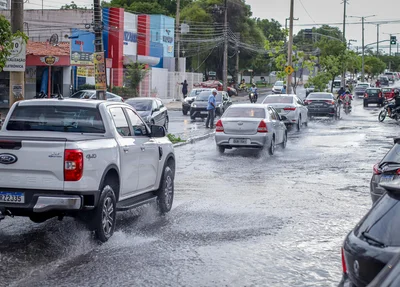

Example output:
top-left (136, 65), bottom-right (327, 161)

top-left (206, 89), bottom-right (217, 129)
top-left (180, 80), bottom-right (188, 98)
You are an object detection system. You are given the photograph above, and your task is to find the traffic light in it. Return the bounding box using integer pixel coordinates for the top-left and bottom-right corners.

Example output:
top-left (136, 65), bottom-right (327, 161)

top-left (390, 36), bottom-right (397, 45)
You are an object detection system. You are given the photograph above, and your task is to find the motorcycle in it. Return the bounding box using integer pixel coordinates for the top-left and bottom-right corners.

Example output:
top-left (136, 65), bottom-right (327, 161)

top-left (378, 101), bottom-right (400, 122)
top-left (249, 92), bottom-right (257, 103)
top-left (339, 93), bottom-right (353, 115)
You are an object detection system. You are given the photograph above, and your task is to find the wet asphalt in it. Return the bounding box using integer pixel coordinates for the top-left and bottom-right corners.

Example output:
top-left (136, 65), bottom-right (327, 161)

top-left (0, 88), bottom-right (398, 287)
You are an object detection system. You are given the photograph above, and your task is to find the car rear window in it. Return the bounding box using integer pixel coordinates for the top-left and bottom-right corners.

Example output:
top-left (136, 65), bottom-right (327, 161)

top-left (6, 105), bottom-right (105, 133)
top-left (263, 96), bottom-right (293, 104)
top-left (357, 84), bottom-right (369, 88)
top-left (307, 93), bottom-right (333, 100)
top-left (355, 192), bottom-right (400, 246)
top-left (367, 89), bottom-right (380, 94)
top-left (224, 107), bottom-right (266, 118)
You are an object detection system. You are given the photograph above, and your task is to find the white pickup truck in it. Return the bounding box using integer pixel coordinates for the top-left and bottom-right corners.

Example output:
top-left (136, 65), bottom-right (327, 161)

top-left (0, 98), bottom-right (175, 242)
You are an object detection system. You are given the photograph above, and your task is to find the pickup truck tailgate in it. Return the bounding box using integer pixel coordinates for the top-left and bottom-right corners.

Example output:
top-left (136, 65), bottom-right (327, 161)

top-left (0, 137), bottom-right (66, 190)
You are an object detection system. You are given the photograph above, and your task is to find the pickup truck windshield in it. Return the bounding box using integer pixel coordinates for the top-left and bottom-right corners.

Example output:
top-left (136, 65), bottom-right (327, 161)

top-left (6, 105), bottom-right (105, 133)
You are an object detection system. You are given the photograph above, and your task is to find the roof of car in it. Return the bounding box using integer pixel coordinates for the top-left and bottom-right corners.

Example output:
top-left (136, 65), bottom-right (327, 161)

top-left (16, 98), bottom-right (127, 108)
top-left (125, 97), bottom-right (162, 101)
top-left (231, 103), bottom-right (267, 109)
top-left (266, 94), bottom-right (295, 97)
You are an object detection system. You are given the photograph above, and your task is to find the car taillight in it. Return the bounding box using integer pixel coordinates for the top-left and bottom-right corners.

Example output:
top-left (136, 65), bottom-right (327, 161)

top-left (283, 107), bottom-right (296, 111)
top-left (364, 93), bottom-right (368, 98)
top-left (373, 163), bottom-right (381, 175)
top-left (257, 120), bottom-right (268, 133)
top-left (304, 100), bottom-right (312, 104)
top-left (325, 100), bottom-right (335, 105)
top-left (216, 119), bottom-right (224, 132)
top-left (64, 149), bottom-right (84, 181)
top-left (341, 247), bottom-right (347, 274)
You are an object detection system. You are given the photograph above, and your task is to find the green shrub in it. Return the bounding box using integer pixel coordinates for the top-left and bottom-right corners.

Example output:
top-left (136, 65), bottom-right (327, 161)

top-left (167, 134), bottom-right (185, 144)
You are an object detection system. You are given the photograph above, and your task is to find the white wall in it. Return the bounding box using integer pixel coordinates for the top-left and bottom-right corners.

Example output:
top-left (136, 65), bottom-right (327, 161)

top-left (123, 12), bottom-right (138, 64)
top-left (151, 68), bottom-right (168, 99)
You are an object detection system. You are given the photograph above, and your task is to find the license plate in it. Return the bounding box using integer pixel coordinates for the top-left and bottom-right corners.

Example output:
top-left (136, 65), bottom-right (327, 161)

top-left (0, 191), bottom-right (25, 203)
top-left (380, 175), bottom-right (394, 183)
top-left (232, 138), bottom-right (248, 144)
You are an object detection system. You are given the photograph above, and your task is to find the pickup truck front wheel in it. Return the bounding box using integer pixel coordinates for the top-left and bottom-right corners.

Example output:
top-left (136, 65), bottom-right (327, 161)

top-left (93, 185), bottom-right (117, 242)
top-left (157, 165), bottom-right (174, 214)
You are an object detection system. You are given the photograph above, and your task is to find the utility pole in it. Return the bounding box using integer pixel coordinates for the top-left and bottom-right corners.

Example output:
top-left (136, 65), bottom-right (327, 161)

top-left (284, 17), bottom-right (298, 47)
top-left (235, 32), bottom-right (240, 84)
top-left (348, 15), bottom-right (375, 82)
top-left (9, 0), bottom-right (24, 106)
top-left (222, 0), bottom-right (228, 91)
top-left (93, 0), bottom-right (105, 100)
top-left (175, 0), bottom-right (180, 73)
top-left (376, 24), bottom-right (379, 55)
top-left (286, 0), bottom-right (294, 94)
top-left (341, 0), bottom-right (348, 88)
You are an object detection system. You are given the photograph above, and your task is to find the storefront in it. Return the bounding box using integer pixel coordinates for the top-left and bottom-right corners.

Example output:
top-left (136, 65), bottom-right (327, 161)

top-left (25, 42), bottom-right (71, 98)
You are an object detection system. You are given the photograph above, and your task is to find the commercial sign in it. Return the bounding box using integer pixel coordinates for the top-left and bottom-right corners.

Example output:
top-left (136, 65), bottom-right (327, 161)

top-left (3, 37), bottom-right (26, 72)
top-left (40, 56), bottom-right (59, 66)
top-left (70, 28), bottom-right (95, 66)
top-left (93, 52), bottom-right (106, 90)
top-left (77, 66), bottom-right (94, 77)
top-left (124, 12), bottom-right (138, 58)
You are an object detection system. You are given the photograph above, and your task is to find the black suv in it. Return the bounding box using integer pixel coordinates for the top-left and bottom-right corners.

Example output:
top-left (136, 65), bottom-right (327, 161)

top-left (339, 183), bottom-right (400, 287)
top-left (363, 88), bottom-right (384, 107)
top-left (190, 91), bottom-right (232, 120)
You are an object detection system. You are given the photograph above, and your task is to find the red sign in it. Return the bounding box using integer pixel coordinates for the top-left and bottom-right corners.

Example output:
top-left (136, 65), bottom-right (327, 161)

top-left (26, 55), bottom-right (70, 66)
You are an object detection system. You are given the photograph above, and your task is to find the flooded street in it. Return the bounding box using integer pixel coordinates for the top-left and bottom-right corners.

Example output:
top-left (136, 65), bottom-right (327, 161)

top-left (0, 98), bottom-right (397, 287)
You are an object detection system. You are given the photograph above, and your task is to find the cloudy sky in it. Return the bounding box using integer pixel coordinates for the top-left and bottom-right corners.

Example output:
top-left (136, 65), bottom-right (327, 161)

top-left (246, 0), bottom-right (400, 54)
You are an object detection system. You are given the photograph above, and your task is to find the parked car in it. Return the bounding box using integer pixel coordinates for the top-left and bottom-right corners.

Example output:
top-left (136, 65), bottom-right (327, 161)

top-left (385, 72), bottom-right (396, 83)
top-left (215, 104), bottom-right (287, 155)
top-left (381, 87), bottom-right (396, 101)
top-left (304, 92), bottom-right (340, 119)
top-left (0, 99), bottom-right (175, 242)
top-left (272, 81), bottom-right (285, 94)
top-left (262, 94), bottom-right (308, 131)
top-left (182, 88), bottom-right (212, 115)
top-left (355, 83), bottom-right (372, 98)
top-left (332, 79), bottom-right (342, 94)
top-left (190, 91), bottom-right (232, 120)
top-left (370, 138), bottom-right (400, 203)
top-left (125, 97), bottom-right (169, 131)
top-left (70, 90), bottom-right (124, 102)
top-left (339, 181), bottom-right (400, 287)
top-left (367, 252), bottom-right (400, 286)
top-left (363, 88), bottom-right (384, 107)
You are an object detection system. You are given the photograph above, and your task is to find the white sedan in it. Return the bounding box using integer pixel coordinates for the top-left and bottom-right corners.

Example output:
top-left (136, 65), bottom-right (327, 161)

top-left (215, 104), bottom-right (287, 155)
top-left (262, 94), bottom-right (308, 131)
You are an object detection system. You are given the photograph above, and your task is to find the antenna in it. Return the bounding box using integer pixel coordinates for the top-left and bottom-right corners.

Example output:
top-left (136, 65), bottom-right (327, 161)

top-left (49, 34), bottom-right (59, 46)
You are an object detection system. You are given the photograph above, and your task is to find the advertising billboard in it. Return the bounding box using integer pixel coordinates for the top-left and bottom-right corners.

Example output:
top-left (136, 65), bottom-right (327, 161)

top-left (70, 28), bottom-right (95, 66)
top-left (124, 12), bottom-right (138, 62)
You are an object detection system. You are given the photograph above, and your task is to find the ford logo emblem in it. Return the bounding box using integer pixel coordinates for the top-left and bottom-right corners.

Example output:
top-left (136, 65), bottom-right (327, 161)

top-left (0, 153), bottom-right (18, 164)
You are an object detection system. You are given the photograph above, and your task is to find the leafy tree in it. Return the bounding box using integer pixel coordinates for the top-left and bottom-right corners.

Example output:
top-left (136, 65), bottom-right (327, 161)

top-left (107, 0), bottom-right (192, 16)
top-left (0, 15), bottom-right (28, 71)
top-left (256, 18), bottom-right (285, 42)
top-left (308, 72), bottom-right (331, 92)
top-left (364, 56), bottom-right (386, 78)
top-left (319, 55), bottom-right (341, 92)
top-left (126, 2), bottom-right (167, 14)
top-left (61, 1), bottom-right (87, 9)
top-left (124, 62), bottom-right (148, 97)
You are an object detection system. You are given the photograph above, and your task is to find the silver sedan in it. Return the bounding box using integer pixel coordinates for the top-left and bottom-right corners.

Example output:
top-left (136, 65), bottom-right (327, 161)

top-left (215, 104), bottom-right (287, 155)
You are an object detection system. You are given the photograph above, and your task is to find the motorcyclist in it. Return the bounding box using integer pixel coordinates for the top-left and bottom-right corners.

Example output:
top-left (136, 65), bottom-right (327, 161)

top-left (340, 89), bottom-right (353, 110)
top-left (249, 84), bottom-right (258, 102)
top-left (388, 89), bottom-right (400, 116)
top-left (337, 87), bottom-right (345, 98)
top-left (376, 79), bottom-right (381, 88)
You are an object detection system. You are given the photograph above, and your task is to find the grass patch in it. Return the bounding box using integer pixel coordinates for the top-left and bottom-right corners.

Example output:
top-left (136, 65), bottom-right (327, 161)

top-left (167, 134), bottom-right (186, 144)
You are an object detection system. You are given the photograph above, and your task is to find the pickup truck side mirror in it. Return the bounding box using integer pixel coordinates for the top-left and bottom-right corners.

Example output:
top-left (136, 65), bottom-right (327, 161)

top-left (151, 125), bottom-right (166, 138)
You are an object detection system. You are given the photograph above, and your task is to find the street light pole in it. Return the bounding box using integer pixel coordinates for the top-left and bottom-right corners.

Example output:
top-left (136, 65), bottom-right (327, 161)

top-left (348, 15), bottom-right (375, 82)
top-left (376, 24), bottom-right (379, 56)
top-left (341, 0), bottom-right (348, 88)
top-left (222, 0), bottom-right (228, 91)
top-left (286, 0), bottom-right (295, 94)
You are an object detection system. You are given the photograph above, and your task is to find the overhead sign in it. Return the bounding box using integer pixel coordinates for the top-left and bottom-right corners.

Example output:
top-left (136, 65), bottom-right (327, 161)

top-left (285, 65), bottom-right (294, 75)
top-left (93, 52), bottom-right (106, 90)
top-left (3, 37), bottom-right (26, 72)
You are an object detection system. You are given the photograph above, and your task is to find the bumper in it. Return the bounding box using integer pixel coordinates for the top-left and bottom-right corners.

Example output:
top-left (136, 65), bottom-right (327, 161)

top-left (365, 98), bottom-right (384, 104)
top-left (355, 92), bottom-right (365, 98)
top-left (272, 89), bottom-right (282, 94)
top-left (215, 132), bottom-right (270, 148)
top-left (0, 188), bottom-right (98, 216)
top-left (190, 108), bottom-right (209, 118)
top-left (308, 107), bottom-right (336, 117)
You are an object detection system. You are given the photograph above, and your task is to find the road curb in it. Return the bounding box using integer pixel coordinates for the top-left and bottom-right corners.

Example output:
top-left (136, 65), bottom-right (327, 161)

top-left (173, 131), bottom-right (215, 148)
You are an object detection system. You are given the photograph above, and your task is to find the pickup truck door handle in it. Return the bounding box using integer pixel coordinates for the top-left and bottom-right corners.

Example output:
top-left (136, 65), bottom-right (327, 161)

top-left (123, 146), bottom-right (129, 152)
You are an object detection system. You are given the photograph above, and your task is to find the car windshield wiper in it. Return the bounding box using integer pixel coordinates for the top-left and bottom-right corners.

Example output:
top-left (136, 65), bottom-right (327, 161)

top-left (362, 231), bottom-right (387, 247)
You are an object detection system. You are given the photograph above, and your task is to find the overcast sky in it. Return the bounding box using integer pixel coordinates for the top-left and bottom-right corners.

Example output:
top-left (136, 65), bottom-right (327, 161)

top-left (247, 0), bottom-right (400, 54)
